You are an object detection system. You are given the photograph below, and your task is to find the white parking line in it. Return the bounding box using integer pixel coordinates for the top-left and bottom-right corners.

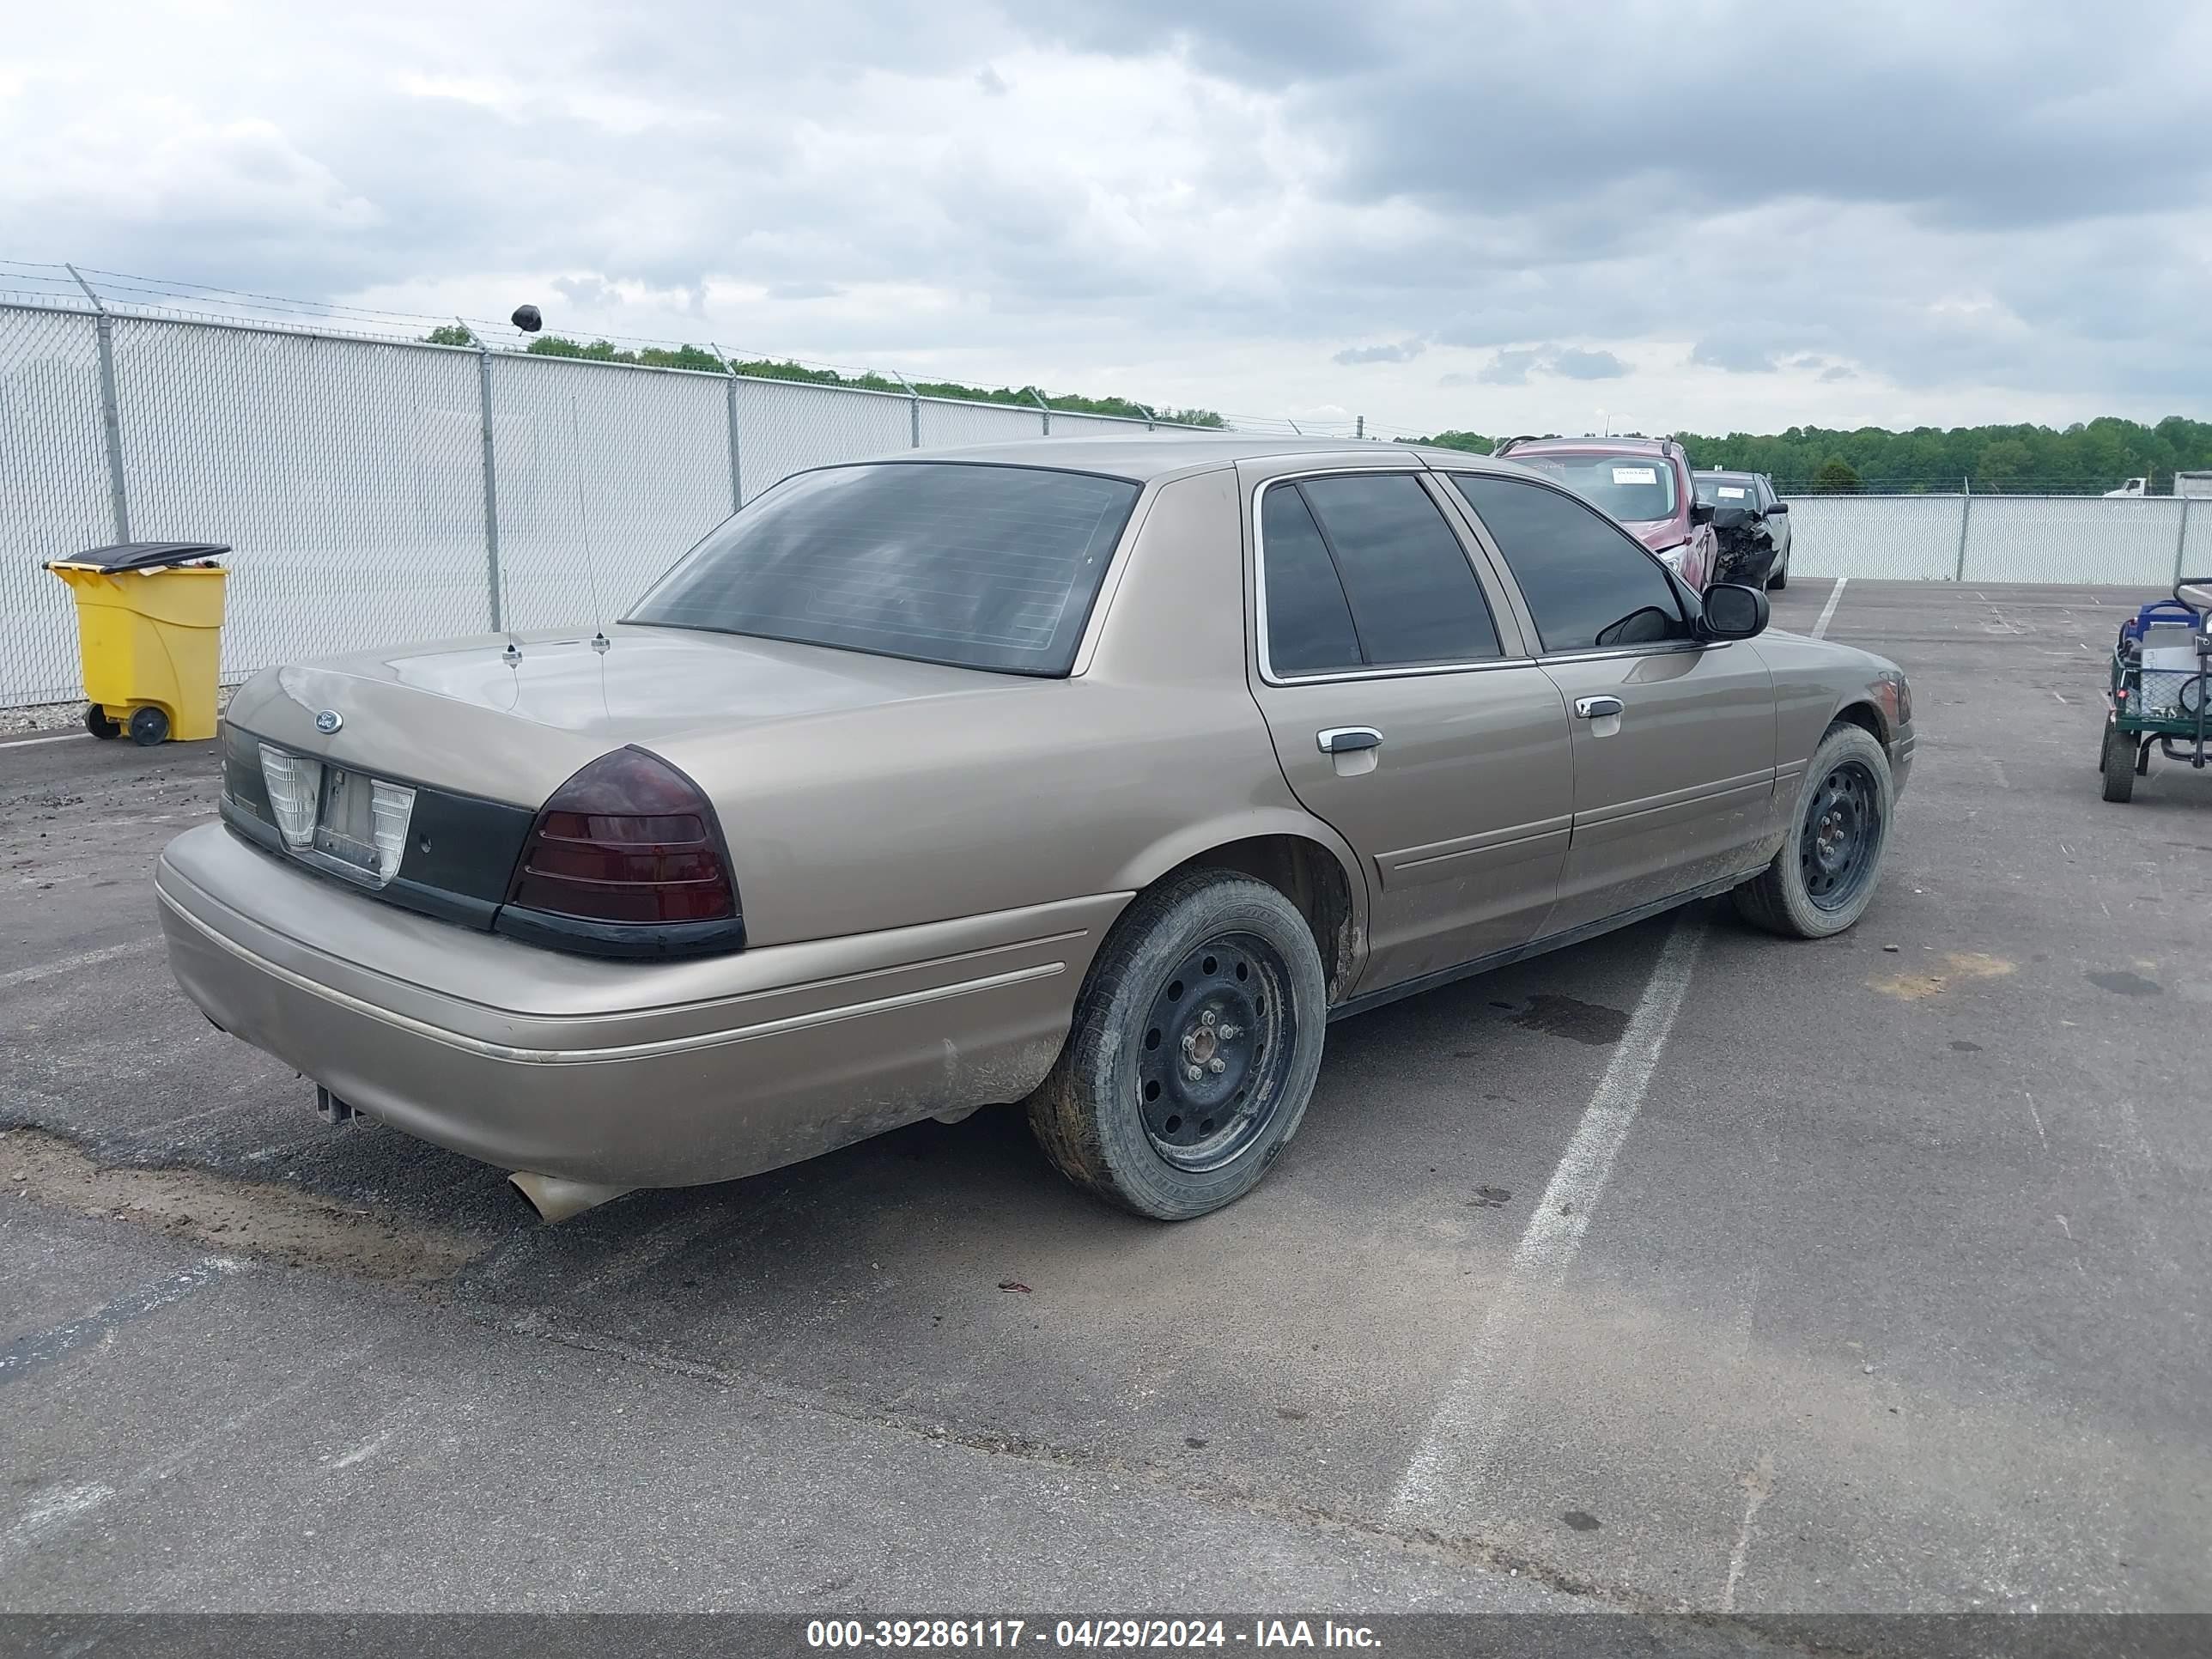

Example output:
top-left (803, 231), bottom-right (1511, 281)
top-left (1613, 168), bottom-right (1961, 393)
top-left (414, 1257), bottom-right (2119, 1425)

top-left (0, 732), bottom-right (90, 750)
top-left (0, 937), bottom-right (159, 992)
top-left (1812, 576), bottom-right (1849, 640)
top-left (1393, 919), bottom-right (1706, 1516)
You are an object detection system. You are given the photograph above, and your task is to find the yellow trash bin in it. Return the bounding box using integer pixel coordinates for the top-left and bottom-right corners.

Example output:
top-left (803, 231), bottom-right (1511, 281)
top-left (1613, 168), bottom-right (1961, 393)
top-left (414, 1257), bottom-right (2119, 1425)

top-left (45, 542), bottom-right (230, 745)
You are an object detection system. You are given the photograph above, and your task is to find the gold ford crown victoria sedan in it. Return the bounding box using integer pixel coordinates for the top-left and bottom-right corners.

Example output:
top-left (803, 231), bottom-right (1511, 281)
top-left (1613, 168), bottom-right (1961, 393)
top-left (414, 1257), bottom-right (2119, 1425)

top-left (159, 439), bottom-right (1913, 1222)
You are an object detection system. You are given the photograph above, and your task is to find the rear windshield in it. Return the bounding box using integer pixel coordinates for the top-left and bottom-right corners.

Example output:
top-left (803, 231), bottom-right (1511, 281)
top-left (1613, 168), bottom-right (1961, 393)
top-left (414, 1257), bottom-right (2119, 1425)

top-left (1695, 472), bottom-right (1757, 504)
top-left (1509, 452), bottom-right (1679, 523)
top-left (626, 462), bottom-right (1141, 676)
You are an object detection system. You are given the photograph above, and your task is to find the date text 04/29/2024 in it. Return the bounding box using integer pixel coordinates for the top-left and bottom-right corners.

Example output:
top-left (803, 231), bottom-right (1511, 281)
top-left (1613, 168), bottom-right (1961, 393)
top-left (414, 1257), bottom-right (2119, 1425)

top-left (804, 1620), bottom-right (1382, 1650)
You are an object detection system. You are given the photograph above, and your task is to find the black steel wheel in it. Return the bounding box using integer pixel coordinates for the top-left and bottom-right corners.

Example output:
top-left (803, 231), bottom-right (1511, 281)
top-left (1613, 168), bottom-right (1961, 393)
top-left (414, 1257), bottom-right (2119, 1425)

top-left (1133, 933), bottom-right (1298, 1173)
top-left (1799, 757), bottom-right (1883, 913)
top-left (1028, 870), bottom-right (1329, 1220)
top-left (1733, 722), bottom-right (1894, 939)
top-left (84, 705), bottom-right (120, 739)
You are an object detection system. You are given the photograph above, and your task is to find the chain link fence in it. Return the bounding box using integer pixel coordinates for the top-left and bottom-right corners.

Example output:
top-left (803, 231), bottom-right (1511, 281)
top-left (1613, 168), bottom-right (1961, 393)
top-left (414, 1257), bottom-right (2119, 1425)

top-left (0, 307), bottom-right (115, 704)
top-left (0, 299), bottom-right (1211, 707)
top-left (1783, 493), bottom-right (2202, 586)
top-left (11, 288), bottom-right (2209, 708)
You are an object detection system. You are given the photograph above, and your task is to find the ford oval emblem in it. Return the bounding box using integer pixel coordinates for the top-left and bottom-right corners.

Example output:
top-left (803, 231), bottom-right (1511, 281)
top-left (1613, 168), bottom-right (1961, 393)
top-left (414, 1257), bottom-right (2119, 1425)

top-left (314, 709), bottom-right (343, 735)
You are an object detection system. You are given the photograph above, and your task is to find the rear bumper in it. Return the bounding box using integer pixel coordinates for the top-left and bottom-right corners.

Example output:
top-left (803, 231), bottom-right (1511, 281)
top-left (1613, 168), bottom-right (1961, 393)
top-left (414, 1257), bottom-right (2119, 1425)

top-left (157, 823), bottom-right (1119, 1188)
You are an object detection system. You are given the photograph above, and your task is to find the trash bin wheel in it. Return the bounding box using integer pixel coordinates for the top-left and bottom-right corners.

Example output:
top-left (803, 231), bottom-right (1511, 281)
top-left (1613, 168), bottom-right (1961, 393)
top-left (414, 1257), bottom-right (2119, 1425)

top-left (127, 706), bottom-right (170, 747)
top-left (84, 706), bottom-right (120, 739)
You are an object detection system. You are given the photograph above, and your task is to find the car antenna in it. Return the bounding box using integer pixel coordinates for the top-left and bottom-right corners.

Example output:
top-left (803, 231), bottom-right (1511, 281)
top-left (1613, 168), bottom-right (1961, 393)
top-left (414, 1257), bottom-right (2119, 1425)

top-left (502, 302), bottom-right (609, 657)
top-left (500, 303), bottom-right (546, 665)
top-left (567, 395), bottom-right (612, 655)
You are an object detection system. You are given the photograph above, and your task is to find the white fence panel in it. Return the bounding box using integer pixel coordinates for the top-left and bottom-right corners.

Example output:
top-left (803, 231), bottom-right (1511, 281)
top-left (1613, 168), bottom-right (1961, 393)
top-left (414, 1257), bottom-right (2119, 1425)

top-left (919, 397), bottom-right (1044, 448)
top-left (1782, 495), bottom-right (1966, 580)
top-left (733, 378), bottom-right (908, 505)
top-left (2182, 499), bottom-right (2212, 581)
top-left (491, 356), bottom-right (732, 630)
top-left (1961, 496), bottom-right (2184, 586)
top-left (0, 307), bottom-right (113, 705)
top-left (110, 318), bottom-right (489, 686)
top-left (1045, 412), bottom-right (1153, 441)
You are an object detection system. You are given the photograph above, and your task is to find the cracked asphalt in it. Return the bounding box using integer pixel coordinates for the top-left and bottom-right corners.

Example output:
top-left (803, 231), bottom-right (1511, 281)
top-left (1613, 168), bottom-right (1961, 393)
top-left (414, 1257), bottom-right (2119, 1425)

top-left (3, 581), bottom-right (2208, 1630)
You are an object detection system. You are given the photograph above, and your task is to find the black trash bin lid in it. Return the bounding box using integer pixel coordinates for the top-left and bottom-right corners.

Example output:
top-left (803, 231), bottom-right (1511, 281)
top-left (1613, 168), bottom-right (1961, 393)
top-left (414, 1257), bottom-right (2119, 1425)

top-left (55, 541), bottom-right (231, 574)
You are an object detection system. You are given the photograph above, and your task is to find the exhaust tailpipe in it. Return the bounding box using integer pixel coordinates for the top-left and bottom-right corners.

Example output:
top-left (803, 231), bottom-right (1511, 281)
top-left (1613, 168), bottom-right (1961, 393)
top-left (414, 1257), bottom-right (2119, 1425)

top-left (508, 1171), bottom-right (634, 1224)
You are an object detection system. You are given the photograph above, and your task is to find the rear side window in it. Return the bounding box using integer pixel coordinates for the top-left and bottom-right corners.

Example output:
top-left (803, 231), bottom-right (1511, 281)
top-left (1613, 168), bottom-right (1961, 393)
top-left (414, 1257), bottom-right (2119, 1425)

top-left (1260, 486), bottom-right (1364, 676)
top-left (626, 463), bottom-right (1140, 676)
top-left (1450, 474), bottom-right (1690, 654)
top-left (1261, 474), bottom-right (1501, 676)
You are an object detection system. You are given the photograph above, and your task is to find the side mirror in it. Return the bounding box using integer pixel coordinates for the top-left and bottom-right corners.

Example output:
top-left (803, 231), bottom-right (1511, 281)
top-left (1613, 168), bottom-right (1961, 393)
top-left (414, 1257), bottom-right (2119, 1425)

top-left (1689, 501), bottom-right (1716, 526)
top-left (1711, 504), bottom-right (1753, 532)
top-left (1700, 581), bottom-right (1769, 641)
top-left (1765, 501), bottom-right (1789, 514)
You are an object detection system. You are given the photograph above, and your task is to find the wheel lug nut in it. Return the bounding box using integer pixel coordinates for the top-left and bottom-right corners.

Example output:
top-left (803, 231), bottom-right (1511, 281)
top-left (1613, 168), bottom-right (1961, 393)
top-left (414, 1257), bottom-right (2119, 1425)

top-left (1207, 1058), bottom-right (1226, 1074)
top-left (1218, 1024), bottom-right (1240, 1040)
top-left (1182, 1032), bottom-right (1196, 1052)
top-left (1186, 1064), bottom-right (1202, 1082)
top-left (1200, 1009), bottom-right (1217, 1027)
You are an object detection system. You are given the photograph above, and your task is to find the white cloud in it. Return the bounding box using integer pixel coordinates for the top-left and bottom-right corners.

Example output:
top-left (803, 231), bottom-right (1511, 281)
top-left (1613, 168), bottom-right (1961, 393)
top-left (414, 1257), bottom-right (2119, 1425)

top-left (1, 0), bottom-right (2206, 436)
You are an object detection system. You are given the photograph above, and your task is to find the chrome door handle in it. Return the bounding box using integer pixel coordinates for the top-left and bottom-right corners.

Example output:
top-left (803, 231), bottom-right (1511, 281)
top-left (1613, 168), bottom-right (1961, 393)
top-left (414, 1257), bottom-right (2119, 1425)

top-left (1317, 727), bottom-right (1383, 754)
top-left (1574, 696), bottom-right (1624, 720)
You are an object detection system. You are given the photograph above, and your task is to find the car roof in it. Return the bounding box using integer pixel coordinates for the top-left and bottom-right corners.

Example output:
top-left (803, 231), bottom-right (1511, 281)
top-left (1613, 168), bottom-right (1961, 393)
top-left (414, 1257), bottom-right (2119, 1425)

top-left (1501, 434), bottom-right (1673, 456)
top-left (858, 434), bottom-right (1531, 484)
top-left (1694, 467), bottom-right (1761, 479)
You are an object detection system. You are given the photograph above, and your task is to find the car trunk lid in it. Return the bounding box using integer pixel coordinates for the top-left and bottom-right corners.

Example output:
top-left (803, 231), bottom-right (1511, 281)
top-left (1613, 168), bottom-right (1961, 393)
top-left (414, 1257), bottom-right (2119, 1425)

top-left (225, 625), bottom-right (1006, 805)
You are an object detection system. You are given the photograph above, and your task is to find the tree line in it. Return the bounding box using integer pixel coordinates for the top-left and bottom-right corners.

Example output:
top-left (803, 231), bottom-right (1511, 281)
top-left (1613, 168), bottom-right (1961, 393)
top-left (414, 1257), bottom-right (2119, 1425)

top-left (1404, 416), bottom-right (2212, 495)
top-left (422, 325), bottom-right (1225, 428)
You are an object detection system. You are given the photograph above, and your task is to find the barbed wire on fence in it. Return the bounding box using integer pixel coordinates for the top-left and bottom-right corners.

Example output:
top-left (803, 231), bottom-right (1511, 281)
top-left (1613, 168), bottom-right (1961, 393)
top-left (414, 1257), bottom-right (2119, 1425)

top-left (0, 261), bottom-right (1262, 432)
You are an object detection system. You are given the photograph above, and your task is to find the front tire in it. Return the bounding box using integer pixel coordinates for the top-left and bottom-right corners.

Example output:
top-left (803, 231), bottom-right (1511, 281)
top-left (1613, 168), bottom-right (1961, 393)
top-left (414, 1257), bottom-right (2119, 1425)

top-left (1733, 723), bottom-right (1893, 938)
top-left (2101, 726), bottom-right (2137, 803)
top-left (1028, 871), bottom-right (1328, 1220)
top-left (1766, 556), bottom-right (1788, 592)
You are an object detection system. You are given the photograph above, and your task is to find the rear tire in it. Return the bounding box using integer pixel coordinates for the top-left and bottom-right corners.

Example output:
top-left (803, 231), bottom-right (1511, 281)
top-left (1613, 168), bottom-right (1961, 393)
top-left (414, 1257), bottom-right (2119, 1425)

top-left (2101, 727), bottom-right (2137, 802)
top-left (1733, 723), bottom-right (1893, 939)
top-left (84, 706), bottom-right (120, 739)
top-left (126, 706), bottom-right (169, 747)
top-left (1027, 871), bottom-right (1328, 1221)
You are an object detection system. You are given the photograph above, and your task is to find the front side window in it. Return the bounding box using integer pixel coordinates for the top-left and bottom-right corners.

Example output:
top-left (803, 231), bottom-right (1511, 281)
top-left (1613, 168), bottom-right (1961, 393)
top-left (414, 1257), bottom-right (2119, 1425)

top-left (1261, 473), bottom-right (1502, 676)
top-left (1450, 474), bottom-right (1691, 654)
top-left (626, 462), bottom-right (1140, 676)
top-left (1509, 451), bottom-right (1680, 525)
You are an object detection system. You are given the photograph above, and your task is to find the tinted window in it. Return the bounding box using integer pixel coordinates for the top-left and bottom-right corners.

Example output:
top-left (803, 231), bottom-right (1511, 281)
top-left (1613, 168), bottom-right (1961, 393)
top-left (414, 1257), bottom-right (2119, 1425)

top-left (1289, 475), bottom-right (1500, 667)
top-left (1260, 486), bottom-right (1363, 676)
top-left (1450, 474), bottom-right (1690, 654)
top-left (627, 463), bottom-right (1139, 675)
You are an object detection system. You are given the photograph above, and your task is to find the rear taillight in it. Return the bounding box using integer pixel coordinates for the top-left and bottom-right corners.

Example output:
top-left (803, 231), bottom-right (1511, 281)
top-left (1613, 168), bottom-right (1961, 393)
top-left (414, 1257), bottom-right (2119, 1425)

top-left (500, 748), bottom-right (743, 955)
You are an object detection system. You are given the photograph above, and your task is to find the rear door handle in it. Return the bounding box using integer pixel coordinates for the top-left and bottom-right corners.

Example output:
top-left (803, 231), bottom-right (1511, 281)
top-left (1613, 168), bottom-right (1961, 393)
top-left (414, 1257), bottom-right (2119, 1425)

top-left (1574, 696), bottom-right (1624, 720)
top-left (1317, 727), bottom-right (1383, 754)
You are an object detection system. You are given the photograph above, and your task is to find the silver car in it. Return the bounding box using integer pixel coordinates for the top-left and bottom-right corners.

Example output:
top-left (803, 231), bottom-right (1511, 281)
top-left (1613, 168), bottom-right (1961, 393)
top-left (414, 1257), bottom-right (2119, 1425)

top-left (159, 439), bottom-right (1913, 1222)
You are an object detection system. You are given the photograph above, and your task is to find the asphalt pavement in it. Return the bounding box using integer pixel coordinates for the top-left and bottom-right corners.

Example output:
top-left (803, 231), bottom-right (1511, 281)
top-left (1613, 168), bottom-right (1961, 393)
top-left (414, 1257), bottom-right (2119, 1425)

top-left (3, 581), bottom-right (2207, 1630)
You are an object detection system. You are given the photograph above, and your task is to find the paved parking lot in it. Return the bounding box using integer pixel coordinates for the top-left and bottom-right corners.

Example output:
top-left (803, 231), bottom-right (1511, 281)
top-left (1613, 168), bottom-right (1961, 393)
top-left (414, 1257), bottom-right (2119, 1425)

top-left (3, 580), bottom-right (2208, 1625)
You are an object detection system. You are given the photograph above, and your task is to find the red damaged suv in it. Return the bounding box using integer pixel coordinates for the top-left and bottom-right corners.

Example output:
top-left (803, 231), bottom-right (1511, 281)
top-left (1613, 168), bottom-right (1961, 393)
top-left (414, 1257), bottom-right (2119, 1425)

top-left (1492, 434), bottom-right (1716, 590)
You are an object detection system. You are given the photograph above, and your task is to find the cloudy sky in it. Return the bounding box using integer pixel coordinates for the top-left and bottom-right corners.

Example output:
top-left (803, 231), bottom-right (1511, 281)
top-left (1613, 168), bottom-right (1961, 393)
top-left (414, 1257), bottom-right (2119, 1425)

top-left (4, 0), bottom-right (2208, 437)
